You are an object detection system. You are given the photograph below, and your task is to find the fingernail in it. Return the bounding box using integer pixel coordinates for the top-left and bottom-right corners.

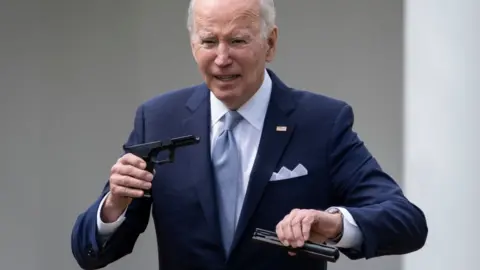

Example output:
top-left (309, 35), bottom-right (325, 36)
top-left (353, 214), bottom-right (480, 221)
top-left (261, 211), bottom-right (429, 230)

top-left (283, 241), bottom-right (289, 246)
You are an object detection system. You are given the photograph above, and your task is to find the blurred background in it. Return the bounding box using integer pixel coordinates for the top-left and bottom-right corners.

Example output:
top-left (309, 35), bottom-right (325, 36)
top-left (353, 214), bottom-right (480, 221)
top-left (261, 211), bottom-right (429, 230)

top-left (0, 0), bottom-right (477, 269)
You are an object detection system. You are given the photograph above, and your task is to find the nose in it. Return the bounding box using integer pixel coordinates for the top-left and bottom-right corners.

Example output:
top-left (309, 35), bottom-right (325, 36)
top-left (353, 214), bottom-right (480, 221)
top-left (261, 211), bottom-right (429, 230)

top-left (214, 43), bottom-right (232, 67)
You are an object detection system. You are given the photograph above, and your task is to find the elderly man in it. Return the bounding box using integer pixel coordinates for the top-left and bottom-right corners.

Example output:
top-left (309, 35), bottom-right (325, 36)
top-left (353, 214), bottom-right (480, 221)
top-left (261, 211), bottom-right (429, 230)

top-left (71, 0), bottom-right (428, 269)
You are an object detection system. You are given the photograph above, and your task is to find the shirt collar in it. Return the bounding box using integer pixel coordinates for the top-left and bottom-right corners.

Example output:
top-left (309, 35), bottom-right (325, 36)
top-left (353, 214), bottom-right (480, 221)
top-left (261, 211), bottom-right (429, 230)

top-left (210, 69), bottom-right (272, 130)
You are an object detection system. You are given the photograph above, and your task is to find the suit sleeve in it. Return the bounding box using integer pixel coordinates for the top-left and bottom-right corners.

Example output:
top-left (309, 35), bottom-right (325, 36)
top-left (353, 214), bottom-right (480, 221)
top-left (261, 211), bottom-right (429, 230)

top-left (327, 104), bottom-right (428, 260)
top-left (71, 104), bottom-right (153, 269)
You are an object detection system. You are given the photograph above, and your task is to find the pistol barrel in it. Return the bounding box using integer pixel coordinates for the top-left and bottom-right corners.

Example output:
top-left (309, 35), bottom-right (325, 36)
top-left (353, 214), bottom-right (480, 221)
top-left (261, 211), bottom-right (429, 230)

top-left (122, 135), bottom-right (200, 157)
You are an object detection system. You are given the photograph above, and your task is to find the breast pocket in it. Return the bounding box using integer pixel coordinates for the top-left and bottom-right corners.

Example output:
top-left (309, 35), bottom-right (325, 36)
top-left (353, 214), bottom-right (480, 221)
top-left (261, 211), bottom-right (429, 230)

top-left (265, 175), bottom-right (315, 203)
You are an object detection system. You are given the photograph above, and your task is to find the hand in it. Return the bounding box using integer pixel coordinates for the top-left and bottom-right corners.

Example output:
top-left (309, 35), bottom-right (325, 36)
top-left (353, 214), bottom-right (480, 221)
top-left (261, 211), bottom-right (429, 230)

top-left (101, 153), bottom-right (154, 222)
top-left (275, 208), bottom-right (342, 255)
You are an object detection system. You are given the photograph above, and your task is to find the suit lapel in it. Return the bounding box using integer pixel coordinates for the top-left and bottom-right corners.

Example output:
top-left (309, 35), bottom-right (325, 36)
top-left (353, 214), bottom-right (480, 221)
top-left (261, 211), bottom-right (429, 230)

top-left (182, 84), bottom-right (222, 246)
top-left (231, 70), bottom-right (296, 250)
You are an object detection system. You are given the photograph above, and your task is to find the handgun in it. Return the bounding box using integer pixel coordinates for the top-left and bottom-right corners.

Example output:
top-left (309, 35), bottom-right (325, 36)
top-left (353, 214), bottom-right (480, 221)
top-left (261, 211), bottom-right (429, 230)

top-left (122, 134), bottom-right (200, 198)
top-left (252, 228), bottom-right (340, 262)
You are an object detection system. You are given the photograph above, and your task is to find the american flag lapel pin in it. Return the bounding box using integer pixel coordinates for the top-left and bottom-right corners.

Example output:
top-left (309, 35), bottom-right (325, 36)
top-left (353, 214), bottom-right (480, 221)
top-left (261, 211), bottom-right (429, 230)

top-left (276, 126), bottom-right (287, 132)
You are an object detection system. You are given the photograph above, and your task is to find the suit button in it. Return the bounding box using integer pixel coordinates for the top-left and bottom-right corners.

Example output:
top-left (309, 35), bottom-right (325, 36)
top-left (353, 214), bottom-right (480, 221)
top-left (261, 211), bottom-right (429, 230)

top-left (87, 248), bottom-right (94, 257)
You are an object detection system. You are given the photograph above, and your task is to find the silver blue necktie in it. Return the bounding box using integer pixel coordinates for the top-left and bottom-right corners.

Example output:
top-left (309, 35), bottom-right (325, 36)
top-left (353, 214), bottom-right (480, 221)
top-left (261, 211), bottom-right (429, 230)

top-left (212, 110), bottom-right (243, 255)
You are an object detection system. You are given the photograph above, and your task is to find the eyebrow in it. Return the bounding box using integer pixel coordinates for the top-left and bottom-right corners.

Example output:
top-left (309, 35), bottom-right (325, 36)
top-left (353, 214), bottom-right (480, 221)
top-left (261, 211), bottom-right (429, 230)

top-left (196, 30), bottom-right (252, 39)
top-left (197, 31), bottom-right (214, 38)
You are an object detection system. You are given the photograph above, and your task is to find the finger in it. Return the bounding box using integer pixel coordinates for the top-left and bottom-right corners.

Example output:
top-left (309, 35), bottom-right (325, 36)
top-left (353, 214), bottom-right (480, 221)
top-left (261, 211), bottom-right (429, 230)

top-left (276, 222), bottom-right (287, 246)
top-left (282, 210), bottom-right (299, 246)
top-left (112, 164), bottom-right (153, 182)
top-left (290, 210), bottom-right (307, 247)
top-left (119, 153), bottom-right (146, 169)
top-left (111, 174), bottom-right (152, 190)
top-left (301, 213), bottom-right (316, 241)
top-left (110, 184), bottom-right (144, 198)
top-left (277, 217), bottom-right (293, 246)
top-left (288, 251), bottom-right (297, 256)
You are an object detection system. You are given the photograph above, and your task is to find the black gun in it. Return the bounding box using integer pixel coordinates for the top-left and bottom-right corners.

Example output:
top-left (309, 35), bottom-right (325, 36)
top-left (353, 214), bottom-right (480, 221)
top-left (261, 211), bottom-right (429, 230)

top-left (122, 134), bottom-right (200, 198)
top-left (252, 228), bottom-right (340, 263)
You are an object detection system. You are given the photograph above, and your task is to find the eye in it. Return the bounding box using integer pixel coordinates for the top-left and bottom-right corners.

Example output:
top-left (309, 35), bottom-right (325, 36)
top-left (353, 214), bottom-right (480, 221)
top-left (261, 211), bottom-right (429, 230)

top-left (200, 39), bottom-right (217, 46)
top-left (231, 39), bottom-right (246, 44)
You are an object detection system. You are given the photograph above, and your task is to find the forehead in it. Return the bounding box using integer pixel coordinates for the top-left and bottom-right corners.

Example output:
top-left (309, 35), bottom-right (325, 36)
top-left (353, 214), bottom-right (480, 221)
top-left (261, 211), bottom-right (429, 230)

top-left (193, 0), bottom-right (261, 34)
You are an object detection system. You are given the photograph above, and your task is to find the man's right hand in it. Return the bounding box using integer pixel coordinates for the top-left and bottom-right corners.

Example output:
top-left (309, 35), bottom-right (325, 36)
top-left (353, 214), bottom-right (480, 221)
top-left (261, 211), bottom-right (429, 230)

top-left (101, 153), bottom-right (154, 223)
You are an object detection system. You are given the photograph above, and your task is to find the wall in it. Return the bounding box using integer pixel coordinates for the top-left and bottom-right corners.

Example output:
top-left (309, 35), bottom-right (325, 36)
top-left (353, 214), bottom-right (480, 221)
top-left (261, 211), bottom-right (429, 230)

top-left (0, 1), bottom-right (403, 269)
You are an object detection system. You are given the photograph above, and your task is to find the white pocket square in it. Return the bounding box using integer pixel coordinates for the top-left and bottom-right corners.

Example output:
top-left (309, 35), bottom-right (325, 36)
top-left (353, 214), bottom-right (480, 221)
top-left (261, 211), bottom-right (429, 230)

top-left (270, 164), bottom-right (308, 181)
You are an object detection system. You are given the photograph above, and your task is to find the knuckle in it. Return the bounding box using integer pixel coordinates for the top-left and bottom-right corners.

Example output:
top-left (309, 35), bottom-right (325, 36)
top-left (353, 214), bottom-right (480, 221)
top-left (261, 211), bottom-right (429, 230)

top-left (109, 174), bottom-right (118, 184)
top-left (121, 164), bottom-right (131, 175)
top-left (110, 185), bottom-right (119, 195)
top-left (117, 156), bottom-right (126, 164)
top-left (112, 175), bottom-right (122, 186)
top-left (123, 154), bottom-right (135, 165)
top-left (111, 163), bottom-right (119, 174)
top-left (304, 215), bottom-right (314, 223)
top-left (302, 221), bottom-right (311, 229)
top-left (291, 218), bottom-right (300, 226)
top-left (110, 173), bottom-right (120, 183)
top-left (299, 209), bottom-right (309, 215)
top-left (120, 175), bottom-right (131, 187)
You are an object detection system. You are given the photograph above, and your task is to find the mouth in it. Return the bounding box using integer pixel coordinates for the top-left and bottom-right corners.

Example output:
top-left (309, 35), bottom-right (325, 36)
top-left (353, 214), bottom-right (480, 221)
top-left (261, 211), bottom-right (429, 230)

top-left (213, 74), bottom-right (241, 82)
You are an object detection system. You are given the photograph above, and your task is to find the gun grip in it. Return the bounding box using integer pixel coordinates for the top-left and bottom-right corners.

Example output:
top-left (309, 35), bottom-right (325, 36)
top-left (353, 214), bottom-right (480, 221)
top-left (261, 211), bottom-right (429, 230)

top-left (142, 161), bottom-right (155, 198)
top-left (145, 161), bottom-right (155, 173)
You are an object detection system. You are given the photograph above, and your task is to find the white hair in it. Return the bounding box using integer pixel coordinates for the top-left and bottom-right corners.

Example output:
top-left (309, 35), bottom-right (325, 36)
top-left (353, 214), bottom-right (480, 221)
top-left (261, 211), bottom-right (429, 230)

top-left (186, 0), bottom-right (276, 39)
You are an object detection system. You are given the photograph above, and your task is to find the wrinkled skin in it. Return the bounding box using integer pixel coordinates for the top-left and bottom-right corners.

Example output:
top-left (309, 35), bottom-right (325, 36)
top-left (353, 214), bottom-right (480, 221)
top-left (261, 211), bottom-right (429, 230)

top-left (190, 0), bottom-right (278, 109)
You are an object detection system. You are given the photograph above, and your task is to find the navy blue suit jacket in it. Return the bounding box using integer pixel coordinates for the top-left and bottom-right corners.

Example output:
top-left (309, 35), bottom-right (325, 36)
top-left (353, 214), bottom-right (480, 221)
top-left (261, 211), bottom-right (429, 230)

top-left (71, 69), bottom-right (427, 270)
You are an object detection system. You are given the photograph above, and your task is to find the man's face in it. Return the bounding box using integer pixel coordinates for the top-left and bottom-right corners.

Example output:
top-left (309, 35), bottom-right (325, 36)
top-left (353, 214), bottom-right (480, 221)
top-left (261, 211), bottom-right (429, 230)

top-left (190, 0), bottom-right (277, 109)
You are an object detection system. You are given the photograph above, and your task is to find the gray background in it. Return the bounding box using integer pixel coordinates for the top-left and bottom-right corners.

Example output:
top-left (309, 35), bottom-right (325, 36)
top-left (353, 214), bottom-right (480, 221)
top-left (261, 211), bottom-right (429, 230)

top-left (0, 0), bottom-right (403, 269)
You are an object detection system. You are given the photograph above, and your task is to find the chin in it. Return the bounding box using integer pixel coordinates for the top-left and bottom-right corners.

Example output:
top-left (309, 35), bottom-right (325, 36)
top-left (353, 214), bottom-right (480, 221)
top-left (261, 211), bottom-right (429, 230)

top-left (211, 87), bottom-right (243, 106)
top-left (210, 79), bottom-right (242, 94)
top-left (211, 87), bottom-right (239, 99)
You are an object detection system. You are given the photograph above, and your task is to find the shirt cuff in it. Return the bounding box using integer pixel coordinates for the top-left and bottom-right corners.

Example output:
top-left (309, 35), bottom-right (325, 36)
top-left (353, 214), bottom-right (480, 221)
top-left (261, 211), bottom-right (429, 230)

top-left (327, 207), bottom-right (363, 249)
top-left (96, 191), bottom-right (127, 236)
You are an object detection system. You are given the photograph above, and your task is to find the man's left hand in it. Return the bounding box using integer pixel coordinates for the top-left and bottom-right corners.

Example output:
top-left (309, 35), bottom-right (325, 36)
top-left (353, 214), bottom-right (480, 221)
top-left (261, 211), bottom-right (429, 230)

top-left (275, 208), bottom-right (343, 253)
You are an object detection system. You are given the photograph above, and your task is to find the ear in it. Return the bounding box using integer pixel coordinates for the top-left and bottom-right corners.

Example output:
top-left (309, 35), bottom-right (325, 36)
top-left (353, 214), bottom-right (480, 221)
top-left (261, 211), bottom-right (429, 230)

top-left (265, 26), bottom-right (278, 63)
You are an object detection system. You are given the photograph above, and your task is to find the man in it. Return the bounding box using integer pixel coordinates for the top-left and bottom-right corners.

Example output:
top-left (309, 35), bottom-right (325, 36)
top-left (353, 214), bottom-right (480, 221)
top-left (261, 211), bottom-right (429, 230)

top-left (71, 0), bottom-right (428, 269)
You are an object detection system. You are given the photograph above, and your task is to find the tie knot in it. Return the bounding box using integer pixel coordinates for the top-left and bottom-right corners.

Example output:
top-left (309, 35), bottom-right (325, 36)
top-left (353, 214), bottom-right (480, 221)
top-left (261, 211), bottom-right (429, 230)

top-left (224, 111), bottom-right (242, 130)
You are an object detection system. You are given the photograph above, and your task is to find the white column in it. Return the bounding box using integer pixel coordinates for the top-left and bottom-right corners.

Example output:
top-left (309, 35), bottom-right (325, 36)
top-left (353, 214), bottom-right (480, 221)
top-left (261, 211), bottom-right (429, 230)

top-left (403, 1), bottom-right (479, 270)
